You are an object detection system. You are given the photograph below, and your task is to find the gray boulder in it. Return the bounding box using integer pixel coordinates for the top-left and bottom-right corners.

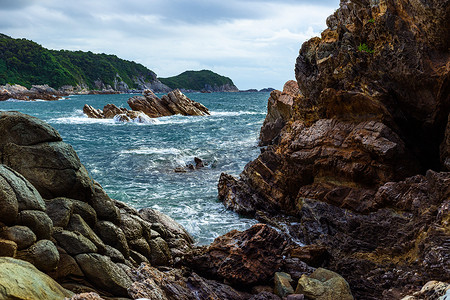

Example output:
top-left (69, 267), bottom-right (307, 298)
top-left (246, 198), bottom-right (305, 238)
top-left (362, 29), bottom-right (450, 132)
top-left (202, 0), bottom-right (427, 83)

top-left (53, 229), bottom-right (98, 255)
top-left (96, 221), bottom-right (129, 257)
top-left (45, 197), bottom-right (74, 228)
top-left (18, 210), bottom-right (53, 240)
top-left (0, 225), bottom-right (36, 250)
top-left (67, 214), bottom-right (106, 253)
top-left (91, 182), bottom-right (120, 224)
top-left (17, 239), bottom-right (60, 272)
top-left (0, 171), bottom-right (19, 225)
top-left (72, 200), bottom-right (98, 227)
top-left (75, 253), bottom-right (132, 297)
top-left (149, 237), bottom-right (172, 266)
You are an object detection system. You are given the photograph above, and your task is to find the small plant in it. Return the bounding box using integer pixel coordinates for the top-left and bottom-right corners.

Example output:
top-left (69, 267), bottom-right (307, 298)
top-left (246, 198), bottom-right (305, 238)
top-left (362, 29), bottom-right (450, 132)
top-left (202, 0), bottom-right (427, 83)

top-left (358, 43), bottom-right (374, 54)
top-left (368, 18), bottom-right (375, 23)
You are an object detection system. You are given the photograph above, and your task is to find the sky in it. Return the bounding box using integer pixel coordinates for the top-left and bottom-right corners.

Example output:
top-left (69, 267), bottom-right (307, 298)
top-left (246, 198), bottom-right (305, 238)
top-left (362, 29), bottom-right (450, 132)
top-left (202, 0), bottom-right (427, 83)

top-left (0, 0), bottom-right (340, 90)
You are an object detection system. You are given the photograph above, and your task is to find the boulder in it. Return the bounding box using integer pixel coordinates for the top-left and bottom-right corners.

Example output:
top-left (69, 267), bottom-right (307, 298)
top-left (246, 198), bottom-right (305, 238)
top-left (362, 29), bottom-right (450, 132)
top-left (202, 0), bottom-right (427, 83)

top-left (0, 238), bottom-right (17, 257)
top-left (0, 225), bottom-right (36, 250)
top-left (95, 221), bottom-right (129, 257)
top-left (18, 210), bottom-right (53, 240)
top-left (295, 268), bottom-right (353, 300)
top-left (189, 224), bottom-right (287, 286)
top-left (16, 239), bottom-right (60, 272)
top-left (91, 182), bottom-right (120, 224)
top-left (75, 253), bottom-right (132, 297)
top-left (72, 200), bottom-right (98, 228)
top-left (149, 237), bottom-right (171, 266)
top-left (0, 257), bottom-right (73, 300)
top-left (0, 169), bottom-right (19, 225)
top-left (53, 229), bottom-right (98, 255)
top-left (128, 237), bottom-right (151, 258)
top-left (45, 197), bottom-right (74, 228)
top-left (274, 272), bottom-right (295, 298)
top-left (67, 214), bottom-right (106, 253)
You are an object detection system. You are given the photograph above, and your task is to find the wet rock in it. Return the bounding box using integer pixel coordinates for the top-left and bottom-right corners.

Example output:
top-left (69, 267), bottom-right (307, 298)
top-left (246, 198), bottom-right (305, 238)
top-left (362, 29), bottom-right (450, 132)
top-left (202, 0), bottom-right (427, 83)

top-left (75, 253), bottom-right (132, 297)
top-left (53, 229), bottom-right (98, 255)
top-left (0, 225), bottom-right (36, 250)
top-left (400, 280), bottom-right (450, 300)
top-left (72, 200), bottom-right (98, 228)
top-left (128, 237), bottom-right (151, 258)
top-left (274, 272), bottom-right (295, 298)
top-left (189, 224), bottom-right (287, 286)
top-left (18, 210), bottom-right (53, 240)
top-left (0, 257), bottom-right (73, 300)
top-left (96, 221), bottom-right (129, 257)
top-left (0, 169), bottom-right (19, 225)
top-left (250, 292), bottom-right (282, 300)
top-left (194, 157), bottom-right (204, 169)
top-left (120, 213), bottom-right (143, 240)
top-left (83, 103), bottom-right (141, 121)
top-left (295, 268), bottom-right (353, 300)
top-left (45, 197), bottom-right (74, 228)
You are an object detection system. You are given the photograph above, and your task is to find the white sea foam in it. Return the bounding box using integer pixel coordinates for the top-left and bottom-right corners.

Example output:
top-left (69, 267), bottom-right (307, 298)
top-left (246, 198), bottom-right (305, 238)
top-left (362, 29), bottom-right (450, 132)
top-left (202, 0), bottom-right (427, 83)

top-left (209, 111), bottom-right (266, 117)
top-left (120, 147), bottom-right (182, 155)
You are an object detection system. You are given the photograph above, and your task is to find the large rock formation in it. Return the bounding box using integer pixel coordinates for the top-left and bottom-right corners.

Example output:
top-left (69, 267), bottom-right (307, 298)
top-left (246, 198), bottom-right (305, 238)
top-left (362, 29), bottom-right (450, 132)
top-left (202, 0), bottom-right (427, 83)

top-left (218, 0), bottom-right (450, 299)
top-left (0, 111), bottom-right (194, 298)
top-left (84, 89), bottom-right (210, 122)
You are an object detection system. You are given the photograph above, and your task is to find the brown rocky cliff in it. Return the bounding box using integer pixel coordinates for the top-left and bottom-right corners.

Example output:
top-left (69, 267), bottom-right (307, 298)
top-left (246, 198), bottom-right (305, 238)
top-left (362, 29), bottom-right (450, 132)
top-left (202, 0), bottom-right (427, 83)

top-left (219, 0), bottom-right (450, 299)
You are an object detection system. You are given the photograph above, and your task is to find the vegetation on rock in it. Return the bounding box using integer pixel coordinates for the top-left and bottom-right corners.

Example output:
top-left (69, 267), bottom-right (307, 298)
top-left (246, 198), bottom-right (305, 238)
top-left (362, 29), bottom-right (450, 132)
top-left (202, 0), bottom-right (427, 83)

top-left (159, 70), bottom-right (239, 92)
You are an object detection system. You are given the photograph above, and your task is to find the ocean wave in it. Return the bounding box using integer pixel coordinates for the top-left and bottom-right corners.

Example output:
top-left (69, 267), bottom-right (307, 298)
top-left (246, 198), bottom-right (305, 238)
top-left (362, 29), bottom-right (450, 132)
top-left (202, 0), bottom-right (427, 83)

top-left (120, 147), bottom-right (182, 155)
top-left (209, 111), bottom-right (266, 117)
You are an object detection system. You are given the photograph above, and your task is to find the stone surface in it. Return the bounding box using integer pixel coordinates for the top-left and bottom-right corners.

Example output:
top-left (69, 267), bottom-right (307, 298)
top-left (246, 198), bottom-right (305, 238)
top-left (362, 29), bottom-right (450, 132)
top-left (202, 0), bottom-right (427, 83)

top-left (45, 197), bottom-right (74, 228)
top-left (149, 237), bottom-right (171, 266)
top-left (53, 229), bottom-right (98, 255)
top-left (17, 239), bottom-right (60, 272)
top-left (72, 200), bottom-right (98, 227)
top-left (67, 214), bottom-right (106, 254)
top-left (18, 210), bottom-right (53, 240)
top-left (75, 253), bottom-right (132, 297)
top-left (295, 268), bottom-right (353, 300)
top-left (0, 225), bottom-right (36, 250)
top-left (189, 224), bottom-right (287, 286)
top-left (91, 181), bottom-right (120, 224)
top-left (96, 221), bottom-right (129, 257)
top-left (274, 272), bottom-right (295, 298)
top-left (0, 257), bottom-right (73, 300)
top-left (0, 238), bottom-right (17, 257)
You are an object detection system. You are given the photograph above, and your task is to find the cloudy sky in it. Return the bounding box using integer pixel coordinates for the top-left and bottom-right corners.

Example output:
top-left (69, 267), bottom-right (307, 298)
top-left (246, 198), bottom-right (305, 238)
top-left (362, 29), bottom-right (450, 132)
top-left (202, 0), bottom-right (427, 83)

top-left (0, 0), bottom-right (339, 90)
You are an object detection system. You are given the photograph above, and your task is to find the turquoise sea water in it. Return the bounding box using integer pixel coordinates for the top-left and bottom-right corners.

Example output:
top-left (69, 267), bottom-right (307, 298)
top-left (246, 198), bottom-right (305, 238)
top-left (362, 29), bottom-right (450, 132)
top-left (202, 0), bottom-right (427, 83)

top-left (0, 92), bottom-right (269, 244)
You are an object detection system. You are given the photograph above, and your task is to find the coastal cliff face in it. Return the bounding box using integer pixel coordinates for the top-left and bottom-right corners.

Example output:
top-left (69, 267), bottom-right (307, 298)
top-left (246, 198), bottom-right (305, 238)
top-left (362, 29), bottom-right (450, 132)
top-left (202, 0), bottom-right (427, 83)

top-left (219, 0), bottom-right (450, 298)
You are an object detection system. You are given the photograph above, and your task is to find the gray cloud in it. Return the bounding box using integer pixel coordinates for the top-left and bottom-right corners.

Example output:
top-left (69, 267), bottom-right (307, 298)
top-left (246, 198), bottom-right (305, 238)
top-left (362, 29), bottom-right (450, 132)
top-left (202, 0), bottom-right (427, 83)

top-left (0, 0), bottom-right (340, 89)
top-left (0, 0), bottom-right (33, 10)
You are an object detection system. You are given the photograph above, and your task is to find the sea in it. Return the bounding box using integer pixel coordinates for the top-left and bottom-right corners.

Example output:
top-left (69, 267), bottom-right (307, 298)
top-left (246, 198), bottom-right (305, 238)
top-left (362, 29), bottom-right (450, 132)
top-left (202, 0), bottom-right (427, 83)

top-left (0, 92), bottom-right (270, 245)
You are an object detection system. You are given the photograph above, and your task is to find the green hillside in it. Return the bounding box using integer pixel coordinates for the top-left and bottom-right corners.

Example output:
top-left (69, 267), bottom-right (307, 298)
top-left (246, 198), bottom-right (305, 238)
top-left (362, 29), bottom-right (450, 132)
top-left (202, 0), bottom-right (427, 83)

top-left (0, 34), bottom-right (157, 89)
top-left (159, 70), bottom-right (238, 91)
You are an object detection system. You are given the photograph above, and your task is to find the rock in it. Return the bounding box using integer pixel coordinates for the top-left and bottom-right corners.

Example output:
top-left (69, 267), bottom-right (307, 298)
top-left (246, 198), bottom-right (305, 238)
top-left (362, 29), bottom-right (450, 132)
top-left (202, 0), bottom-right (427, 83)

top-left (45, 197), bottom-right (74, 228)
top-left (0, 225), bottom-right (36, 250)
top-left (72, 200), bottom-right (98, 228)
top-left (120, 213), bottom-right (143, 240)
top-left (274, 272), bottom-right (295, 298)
top-left (49, 251), bottom-right (84, 280)
top-left (128, 89), bottom-right (210, 117)
top-left (69, 292), bottom-right (105, 300)
top-left (0, 168), bottom-right (19, 225)
top-left (194, 157), bottom-right (204, 168)
top-left (96, 221), bottom-right (129, 257)
top-left (129, 249), bottom-right (149, 265)
top-left (104, 244), bottom-right (125, 263)
top-left (295, 268), bottom-right (353, 300)
top-left (0, 238), bottom-right (17, 256)
top-left (259, 81), bottom-right (298, 146)
top-left (249, 292), bottom-right (282, 300)
top-left (53, 229), bottom-right (98, 255)
top-left (286, 295), bottom-right (305, 300)
top-left (17, 239), bottom-right (60, 272)
top-left (18, 210), bottom-right (53, 240)
top-left (67, 214), bottom-right (106, 253)
top-left (189, 224), bottom-right (287, 286)
top-left (82, 103), bottom-right (141, 121)
top-left (128, 237), bottom-right (151, 258)
top-left (91, 181), bottom-right (120, 224)
top-left (441, 115), bottom-right (450, 171)
top-left (140, 208), bottom-right (193, 243)
top-left (400, 281), bottom-right (450, 300)
top-left (75, 253), bottom-right (132, 297)
top-left (149, 237), bottom-right (171, 266)
top-left (0, 257), bottom-right (73, 299)
top-left (289, 244), bottom-right (329, 268)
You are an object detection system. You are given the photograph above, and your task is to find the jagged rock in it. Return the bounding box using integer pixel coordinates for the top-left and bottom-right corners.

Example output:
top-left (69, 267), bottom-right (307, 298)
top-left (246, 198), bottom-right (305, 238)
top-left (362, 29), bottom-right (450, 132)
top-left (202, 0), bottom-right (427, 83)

top-left (69, 292), bottom-right (105, 300)
top-left (82, 103), bottom-right (141, 121)
top-left (45, 197), bottom-right (74, 228)
top-left (189, 224), bottom-right (287, 286)
top-left (0, 84), bottom-right (65, 101)
top-left (0, 225), bottom-right (36, 250)
top-left (295, 268), bottom-right (353, 300)
top-left (400, 280), bottom-right (450, 300)
top-left (96, 221), bottom-right (129, 257)
top-left (82, 104), bottom-right (104, 119)
top-left (16, 239), bottom-right (60, 272)
top-left (259, 80), bottom-right (298, 146)
top-left (53, 229), bottom-right (98, 255)
top-left (128, 89), bottom-right (210, 117)
top-left (149, 237), bottom-right (171, 266)
top-left (75, 253), bottom-right (132, 297)
top-left (250, 292), bottom-right (282, 300)
top-left (0, 257), bottom-right (73, 299)
top-left (18, 210), bottom-right (53, 240)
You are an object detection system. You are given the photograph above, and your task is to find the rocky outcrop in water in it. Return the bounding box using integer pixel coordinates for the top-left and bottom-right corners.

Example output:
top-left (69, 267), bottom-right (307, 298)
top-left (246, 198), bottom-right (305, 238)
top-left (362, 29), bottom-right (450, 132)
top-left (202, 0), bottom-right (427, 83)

top-left (0, 84), bottom-right (67, 101)
top-left (218, 0), bottom-right (450, 298)
top-left (84, 89), bottom-right (209, 122)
